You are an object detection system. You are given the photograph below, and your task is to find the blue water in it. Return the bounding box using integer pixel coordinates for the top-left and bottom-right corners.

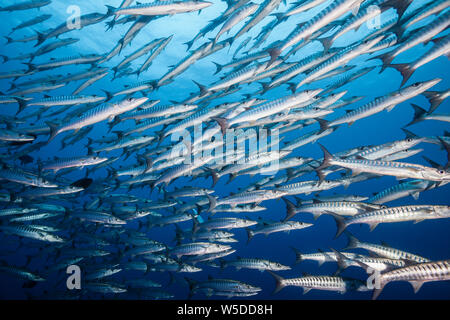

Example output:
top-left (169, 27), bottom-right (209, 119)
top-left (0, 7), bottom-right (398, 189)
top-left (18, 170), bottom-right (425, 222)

top-left (0, 0), bottom-right (449, 300)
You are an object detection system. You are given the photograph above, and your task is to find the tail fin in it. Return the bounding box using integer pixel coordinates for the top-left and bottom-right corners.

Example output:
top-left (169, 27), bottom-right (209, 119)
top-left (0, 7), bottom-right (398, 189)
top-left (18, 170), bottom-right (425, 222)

top-left (212, 62), bottom-right (223, 75)
top-left (101, 89), bottom-right (114, 102)
top-left (371, 52), bottom-right (395, 72)
top-left (316, 118), bottom-right (330, 134)
top-left (34, 31), bottom-right (46, 47)
top-left (45, 121), bottom-right (59, 143)
top-left (105, 5), bottom-right (116, 17)
top-left (382, 0), bottom-right (413, 20)
top-left (13, 97), bottom-right (28, 115)
top-left (318, 35), bottom-right (334, 53)
top-left (270, 13), bottom-right (287, 25)
top-left (212, 117), bottom-right (228, 135)
top-left (206, 194), bottom-right (217, 212)
top-left (422, 91), bottom-right (444, 114)
top-left (388, 63), bottom-right (414, 87)
top-left (343, 231), bottom-right (360, 250)
top-left (282, 197), bottom-right (297, 221)
top-left (315, 143), bottom-right (333, 183)
top-left (4, 36), bottom-right (13, 44)
top-left (405, 103), bottom-right (427, 127)
top-left (267, 47), bottom-right (282, 69)
top-left (259, 81), bottom-right (271, 94)
top-left (245, 228), bottom-right (254, 244)
top-left (192, 80), bottom-right (208, 96)
top-left (438, 137), bottom-right (450, 170)
top-left (324, 211), bottom-right (347, 239)
top-left (329, 247), bottom-right (349, 271)
top-left (267, 270), bottom-right (285, 295)
top-left (290, 246), bottom-right (302, 265)
top-left (183, 39), bottom-right (195, 52)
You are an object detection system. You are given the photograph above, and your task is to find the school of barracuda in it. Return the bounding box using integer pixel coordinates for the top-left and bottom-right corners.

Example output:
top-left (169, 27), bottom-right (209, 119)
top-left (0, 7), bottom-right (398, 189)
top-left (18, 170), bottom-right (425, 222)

top-left (0, 0), bottom-right (449, 300)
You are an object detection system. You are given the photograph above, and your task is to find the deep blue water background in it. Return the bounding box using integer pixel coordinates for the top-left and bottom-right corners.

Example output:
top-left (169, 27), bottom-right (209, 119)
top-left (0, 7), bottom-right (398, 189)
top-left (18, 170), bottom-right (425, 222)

top-left (0, 0), bottom-right (449, 299)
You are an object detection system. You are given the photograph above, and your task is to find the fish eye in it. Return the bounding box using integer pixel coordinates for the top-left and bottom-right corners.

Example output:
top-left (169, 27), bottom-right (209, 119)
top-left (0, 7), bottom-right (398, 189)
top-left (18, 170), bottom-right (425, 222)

top-left (413, 82), bottom-right (419, 87)
top-left (407, 138), bottom-right (412, 142)
top-left (439, 170), bottom-right (445, 174)
top-left (127, 98), bottom-right (133, 102)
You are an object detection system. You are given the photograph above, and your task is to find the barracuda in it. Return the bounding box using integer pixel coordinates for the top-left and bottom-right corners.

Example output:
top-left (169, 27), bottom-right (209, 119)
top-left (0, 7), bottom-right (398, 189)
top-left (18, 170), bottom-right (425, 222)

top-left (344, 232), bottom-right (430, 263)
top-left (207, 189), bottom-right (288, 211)
top-left (376, 11), bottom-right (450, 68)
top-left (283, 197), bottom-right (384, 221)
top-left (268, 271), bottom-right (368, 294)
top-left (110, 1), bottom-right (212, 16)
top-left (169, 242), bottom-right (231, 259)
top-left (296, 35), bottom-right (383, 89)
top-left (276, 179), bottom-right (343, 196)
top-left (0, 225), bottom-right (65, 243)
top-left (218, 257), bottom-right (291, 271)
top-left (389, 35), bottom-right (450, 87)
top-left (368, 179), bottom-right (431, 204)
top-left (214, 3), bottom-right (258, 43)
top-left (330, 205), bottom-right (450, 238)
top-left (46, 97), bottom-right (148, 142)
top-left (247, 220), bottom-right (312, 243)
top-left (317, 143), bottom-right (450, 183)
top-left (214, 89), bottom-right (322, 134)
top-left (267, 0), bottom-right (365, 65)
top-left (233, 0), bottom-right (283, 41)
top-left (368, 260), bottom-right (450, 299)
top-left (326, 79), bottom-right (441, 127)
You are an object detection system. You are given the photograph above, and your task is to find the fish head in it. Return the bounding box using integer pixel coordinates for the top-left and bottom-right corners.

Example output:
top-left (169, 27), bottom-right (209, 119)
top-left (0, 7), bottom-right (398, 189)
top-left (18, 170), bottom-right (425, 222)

top-left (361, 35), bottom-right (384, 50)
top-left (420, 168), bottom-right (450, 181)
top-left (433, 206), bottom-right (450, 218)
top-left (302, 88), bottom-right (323, 100)
top-left (118, 97), bottom-right (149, 112)
top-left (273, 262), bottom-right (290, 271)
top-left (402, 79), bottom-right (442, 96)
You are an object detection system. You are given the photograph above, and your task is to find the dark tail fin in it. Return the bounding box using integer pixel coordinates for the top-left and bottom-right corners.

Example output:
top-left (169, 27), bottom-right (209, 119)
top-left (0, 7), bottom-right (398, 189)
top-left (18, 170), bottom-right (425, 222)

top-left (192, 80), bottom-right (207, 96)
top-left (405, 103), bottom-right (427, 127)
top-left (343, 231), bottom-right (360, 250)
top-left (324, 211), bottom-right (347, 239)
top-left (270, 13), bottom-right (287, 25)
top-left (34, 31), bottom-right (46, 47)
top-left (318, 35), bottom-right (334, 53)
top-left (4, 36), bottom-right (13, 44)
top-left (102, 89), bottom-right (113, 102)
top-left (183, 39), bottom-right (195, 51)
top-left (382, 0), bottom-right (413, 20)
top-left (388, 63), bottom-right (414, 87)
top-left (212, 117), bottom-right (228, 135)
top-left (266, 270), bottom-right (285, 295)
top-left (13, 97), bottom-right (28, 115)
top-left (371, 52), bottom-right (395, 72)
top-left (316, 118), bottom-right (330, 134)
top-left (211, 62), bottom-right (223, 75)
top-left (315, 143), bottom-right (333, 183)
top-left (245, 228), bottom-right (254, 244)
top-left (329, 247), bottom-right (349, 272)
top-left (438, 137), bottom-right (450, 170)
top-left (282, 197), bottom-right (297, 221)
top-left (290, 246), bottom-right (302, 265)
top-left (45, 121), bottom-right (59, 143)
top-left (422, 91), bottom-right (444, 114)
top-left (105, 5), bottom-right (116, 16)
top-left (206, 194), bottom-right (217, 212)
top-left (267, 47), bottom-right (281, 69)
